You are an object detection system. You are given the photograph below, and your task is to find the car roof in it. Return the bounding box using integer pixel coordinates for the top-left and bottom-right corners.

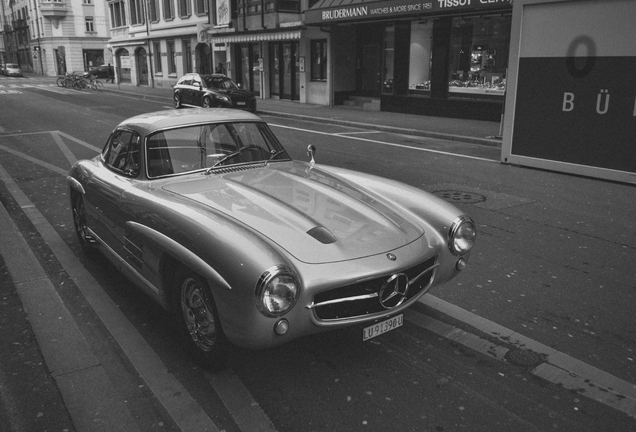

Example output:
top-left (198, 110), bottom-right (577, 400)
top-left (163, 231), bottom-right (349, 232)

top-left (117, 108), bottom-right (262, 134)
top-left (181, 73), bottom-right (228, 79)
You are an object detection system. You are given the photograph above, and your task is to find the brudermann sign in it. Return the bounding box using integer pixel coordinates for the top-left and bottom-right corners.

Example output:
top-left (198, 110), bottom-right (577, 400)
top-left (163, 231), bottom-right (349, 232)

top-left (305, 0), bottom-right (512, 24)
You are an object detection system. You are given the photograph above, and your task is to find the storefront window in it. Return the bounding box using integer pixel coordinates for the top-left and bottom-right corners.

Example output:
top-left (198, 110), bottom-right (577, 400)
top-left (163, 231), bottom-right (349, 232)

top-left (382, 26), bottom-right (394, 94)
top-left (448, 14), bottom-right (511, 98)
top-left (310, 39), bottom-right (327, 81)
top-left (409, 21), bottom-right (433, 95)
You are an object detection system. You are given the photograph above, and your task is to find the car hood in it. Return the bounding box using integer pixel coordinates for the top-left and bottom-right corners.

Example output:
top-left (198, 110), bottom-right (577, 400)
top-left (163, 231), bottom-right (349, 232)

top-left (162, 163), bottom-right (424, 264)
top-left (212, 88), bottom-right (252, 98)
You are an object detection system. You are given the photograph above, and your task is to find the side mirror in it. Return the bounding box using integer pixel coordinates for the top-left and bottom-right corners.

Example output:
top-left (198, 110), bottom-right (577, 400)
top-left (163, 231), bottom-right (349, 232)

top-left (307, 145), bottom-right (316, 165)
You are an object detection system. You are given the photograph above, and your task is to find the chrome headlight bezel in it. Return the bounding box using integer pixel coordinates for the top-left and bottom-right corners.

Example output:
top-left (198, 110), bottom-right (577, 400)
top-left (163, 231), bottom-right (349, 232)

top-left (448, 215), bottom-right (477, 256)
top-left (255, 265), bottom-right (300, 317)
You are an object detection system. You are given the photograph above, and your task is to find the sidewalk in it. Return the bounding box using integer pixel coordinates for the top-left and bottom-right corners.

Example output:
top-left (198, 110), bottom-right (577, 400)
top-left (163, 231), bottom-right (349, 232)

top-left (100, 80), bottom-right (503, 147)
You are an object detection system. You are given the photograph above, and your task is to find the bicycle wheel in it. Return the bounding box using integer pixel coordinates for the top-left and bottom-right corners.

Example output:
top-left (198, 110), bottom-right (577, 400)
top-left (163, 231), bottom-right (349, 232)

top-left (56, 77), bottom-right (65, 87)
top-left (93, 80), bottom-right (104, 91)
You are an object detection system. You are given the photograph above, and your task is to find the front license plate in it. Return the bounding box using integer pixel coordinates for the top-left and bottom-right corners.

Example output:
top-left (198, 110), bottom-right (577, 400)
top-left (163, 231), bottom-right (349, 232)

top-left (363, 314), bottom-right (403, 341)
top-left (236, 101), bottom-right (246, 105)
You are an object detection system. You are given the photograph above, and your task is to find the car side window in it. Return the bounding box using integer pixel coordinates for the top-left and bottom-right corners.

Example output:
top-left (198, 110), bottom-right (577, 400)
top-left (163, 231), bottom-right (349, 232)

top-left (192, 77), bottom-right (202, 88)
top-left (104, 130), bottom-right (141, 177)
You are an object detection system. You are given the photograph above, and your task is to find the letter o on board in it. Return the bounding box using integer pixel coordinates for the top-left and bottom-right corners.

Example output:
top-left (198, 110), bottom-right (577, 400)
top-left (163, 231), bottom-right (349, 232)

top-left (566, 35), bottom-right (596, 78)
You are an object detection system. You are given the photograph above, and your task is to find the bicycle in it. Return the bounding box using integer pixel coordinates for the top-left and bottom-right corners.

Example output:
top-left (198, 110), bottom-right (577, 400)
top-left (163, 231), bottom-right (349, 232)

top-left (87, 78), bottom-right (104, 91)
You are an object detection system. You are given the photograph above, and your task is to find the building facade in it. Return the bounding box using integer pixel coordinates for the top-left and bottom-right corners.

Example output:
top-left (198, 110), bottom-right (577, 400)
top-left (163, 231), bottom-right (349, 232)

top-left (1, 0), bottom-right (111, 76)
top-left (107, 0), bottom-right (212, 88)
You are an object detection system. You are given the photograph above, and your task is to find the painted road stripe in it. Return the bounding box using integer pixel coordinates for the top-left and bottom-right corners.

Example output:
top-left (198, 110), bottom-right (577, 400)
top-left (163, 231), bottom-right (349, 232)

top-left (411, 295), bottom-right (636, 418)
top-left (269, 123), bottom-right (497, 162)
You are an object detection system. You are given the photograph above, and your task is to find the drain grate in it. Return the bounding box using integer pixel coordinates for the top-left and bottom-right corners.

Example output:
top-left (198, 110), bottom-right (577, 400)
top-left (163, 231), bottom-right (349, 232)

top-left (505, 349), bottom-right (544, 367)
top-left (432, 190), bottom-right (486, 204)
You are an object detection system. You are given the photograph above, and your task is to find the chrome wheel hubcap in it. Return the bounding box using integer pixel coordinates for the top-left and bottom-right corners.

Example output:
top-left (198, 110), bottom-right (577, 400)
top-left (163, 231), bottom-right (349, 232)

top-left (181, 278), bottom-right (216, 352)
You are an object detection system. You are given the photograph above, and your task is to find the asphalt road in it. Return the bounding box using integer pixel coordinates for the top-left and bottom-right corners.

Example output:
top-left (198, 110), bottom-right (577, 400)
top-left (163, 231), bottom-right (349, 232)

top-left (0, 75), bottom-right (635, 432)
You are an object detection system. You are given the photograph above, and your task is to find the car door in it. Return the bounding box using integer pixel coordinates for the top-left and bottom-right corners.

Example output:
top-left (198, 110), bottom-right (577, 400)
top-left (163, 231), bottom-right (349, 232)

top-left (191, 75), bottom-right (204, 106)
top-left (84, 129), bottom-right (141, 257)
top-left (178, 76), bottom-right (193, 105)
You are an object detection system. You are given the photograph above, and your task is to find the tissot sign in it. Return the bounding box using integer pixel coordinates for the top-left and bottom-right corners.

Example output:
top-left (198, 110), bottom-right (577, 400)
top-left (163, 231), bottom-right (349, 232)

top-left (503, 0), bottom-right (636, 184)
top-left (305, 0), bottom-right (511, 23)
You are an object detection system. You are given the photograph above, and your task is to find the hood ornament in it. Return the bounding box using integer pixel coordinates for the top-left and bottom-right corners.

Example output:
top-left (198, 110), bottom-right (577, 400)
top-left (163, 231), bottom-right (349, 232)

top-left (307, 145), bottom-right (316, 168)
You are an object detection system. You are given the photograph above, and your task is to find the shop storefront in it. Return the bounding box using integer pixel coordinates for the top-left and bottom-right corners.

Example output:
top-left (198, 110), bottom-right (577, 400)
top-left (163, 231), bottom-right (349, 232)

top-left (208, 31), bottom-right (303, 102)
top-left (305, 0), bottom-right (513, 120)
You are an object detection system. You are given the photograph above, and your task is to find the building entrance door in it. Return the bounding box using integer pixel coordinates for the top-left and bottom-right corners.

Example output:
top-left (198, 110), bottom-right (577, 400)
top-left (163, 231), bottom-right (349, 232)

top-left (135, 48), bottom-right (148, 86)
top-left (269, 41), bottom-right (299, 101)
top-left (357, 24), bottom-right (384, 96)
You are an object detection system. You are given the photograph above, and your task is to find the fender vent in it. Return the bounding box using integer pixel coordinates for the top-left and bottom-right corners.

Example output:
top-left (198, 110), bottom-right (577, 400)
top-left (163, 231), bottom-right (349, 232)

top-left (307, 226), bottom-right (337, 244)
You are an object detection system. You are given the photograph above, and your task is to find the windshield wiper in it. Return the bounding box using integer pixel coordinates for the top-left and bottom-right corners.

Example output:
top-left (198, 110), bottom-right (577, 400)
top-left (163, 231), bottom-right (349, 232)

top-left (265, 149), bottom-right (289, 166)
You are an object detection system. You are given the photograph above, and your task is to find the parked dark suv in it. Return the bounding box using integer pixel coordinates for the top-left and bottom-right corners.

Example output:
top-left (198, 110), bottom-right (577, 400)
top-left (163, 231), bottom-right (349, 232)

top-left (173, 73), bottom-right (256, 113)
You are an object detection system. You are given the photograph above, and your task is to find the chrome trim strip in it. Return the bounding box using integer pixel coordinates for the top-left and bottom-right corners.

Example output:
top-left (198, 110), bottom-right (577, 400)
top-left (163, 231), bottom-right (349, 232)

top-left (67, 176), bottom-right (85, 195)
top-left (86, 227), bottom-right (160, 297)
top-left (305, 292), bottom-right (378, 310)
top-left (306, 261), bottom-right (439, 310)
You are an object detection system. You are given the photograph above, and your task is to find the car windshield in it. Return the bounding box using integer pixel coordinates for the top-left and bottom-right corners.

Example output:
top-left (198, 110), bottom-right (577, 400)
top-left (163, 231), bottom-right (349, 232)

top-left (203, 76), bottom-right (239, 90)
top-left (145, 121), bottom-right (289, 178)
top-left (6, 64), bottom-right (18, 68)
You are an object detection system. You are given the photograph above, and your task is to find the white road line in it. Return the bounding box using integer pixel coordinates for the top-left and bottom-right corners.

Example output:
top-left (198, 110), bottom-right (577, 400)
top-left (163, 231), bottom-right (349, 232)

top-left (206, 371), bottom-right (278, 432)
top-left (0, 143), bottom-right (68, 176)
top-left (335, 130), bottom-right (382, 136)
top-left (410, 295), bottom-right (636, 418)
top-left (269, 123), bottom-right (497, 162)
top-left (51, 131), bottom-right (77, 166)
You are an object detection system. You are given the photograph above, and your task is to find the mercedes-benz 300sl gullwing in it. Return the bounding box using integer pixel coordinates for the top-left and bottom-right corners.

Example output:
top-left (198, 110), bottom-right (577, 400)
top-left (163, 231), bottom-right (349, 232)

top-left (67, 108), bottom-right (476, 368)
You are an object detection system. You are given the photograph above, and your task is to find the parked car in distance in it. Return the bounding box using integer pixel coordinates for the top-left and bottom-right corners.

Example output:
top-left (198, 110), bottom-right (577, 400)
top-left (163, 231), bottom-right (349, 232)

top-left (173, 73), bottom-right (256, 113)
top-left (3, 63), bottom-right (22, 77)
top-left (67, 108), bottom-right (476, 368)
top-left (88, 64), bottom-right (111, 79)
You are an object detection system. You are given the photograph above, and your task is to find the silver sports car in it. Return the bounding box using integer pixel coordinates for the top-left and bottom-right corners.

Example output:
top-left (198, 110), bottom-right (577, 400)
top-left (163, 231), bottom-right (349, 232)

top-left (67, 108), bottom-right (476, 368)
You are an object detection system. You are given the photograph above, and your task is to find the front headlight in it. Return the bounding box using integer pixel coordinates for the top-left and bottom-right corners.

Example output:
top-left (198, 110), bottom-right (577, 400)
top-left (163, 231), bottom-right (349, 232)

top-left (255, 266), bottom-right (300, 317)
top-left (448, 215), bottom-right (476, 255)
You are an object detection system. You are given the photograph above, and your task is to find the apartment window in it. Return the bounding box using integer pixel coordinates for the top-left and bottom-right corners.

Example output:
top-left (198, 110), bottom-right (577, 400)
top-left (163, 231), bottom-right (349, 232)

top-left (194, 0), bottom-right (207, 15)
top-left (83, 0), bottom-right (93, 4)
top-left (85, 16), bottom-right (95, 32)
top-left (163, 0), bottom-right (174, 19)
top-left (277, 0), bottom-right (299, 12)
top-left (130, 0), bottom-right (145, 25)
top-left (310, 39), bottom-right (327, 81)
top-left (178, 0), bottom-right (191, 17)
top-left (182, 39), bottom-right (192, 72)
top-left (148, 0), bottom-right (159, 21)
top-left (153, 41), bottom-right (162, 73)
top-left (109, 1), bottom-right (127, 27)
top-left (167, 40), bottom-right (176, 74)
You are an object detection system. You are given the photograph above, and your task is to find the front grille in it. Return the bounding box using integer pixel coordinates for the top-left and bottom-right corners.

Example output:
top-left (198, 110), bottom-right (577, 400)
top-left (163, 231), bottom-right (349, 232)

top-left (311, 256), bottom-right (437, 321)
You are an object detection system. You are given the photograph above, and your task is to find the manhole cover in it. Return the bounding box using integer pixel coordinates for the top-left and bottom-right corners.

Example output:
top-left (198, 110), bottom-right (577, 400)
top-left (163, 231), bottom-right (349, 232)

top-left (432, 190), bottom-right (486, 204)
top-left (505, 349), bottom-right (543, 367)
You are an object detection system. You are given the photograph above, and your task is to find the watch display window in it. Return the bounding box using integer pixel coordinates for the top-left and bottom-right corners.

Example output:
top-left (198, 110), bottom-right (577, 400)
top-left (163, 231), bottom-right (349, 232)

top-left (408, 20), bottom-right (433, 95)
top-left (448, 14), bottom-right (511, 98)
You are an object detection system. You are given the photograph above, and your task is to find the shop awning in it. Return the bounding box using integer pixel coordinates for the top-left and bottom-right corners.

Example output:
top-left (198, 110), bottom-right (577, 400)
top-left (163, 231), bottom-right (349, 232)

top-left (305, 0), bottom-right (512, 25)
top-left (211, 30), bottom-right (302, 44)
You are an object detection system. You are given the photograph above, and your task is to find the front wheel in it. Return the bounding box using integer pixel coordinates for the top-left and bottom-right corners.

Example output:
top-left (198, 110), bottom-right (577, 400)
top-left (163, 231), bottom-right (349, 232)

top-left (174, 93), bottom-right (182, 109)
top-left (173, 269), bottom-right (228, 369)
top-left (93, 80), bottom-right (104, 91)
top-left (202, 97), bottom-right (212, 108)
top-left (56, 77), bottom-right (65, 87)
